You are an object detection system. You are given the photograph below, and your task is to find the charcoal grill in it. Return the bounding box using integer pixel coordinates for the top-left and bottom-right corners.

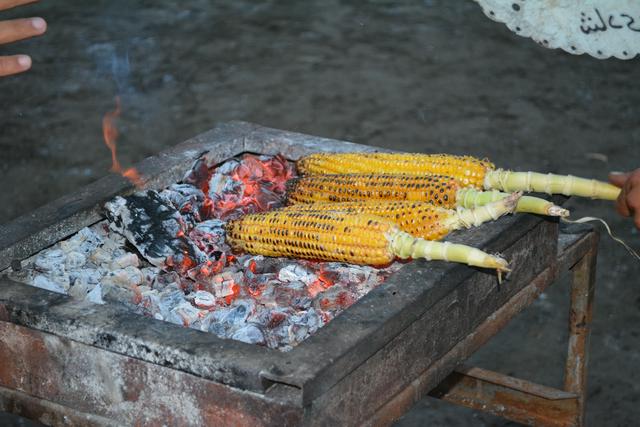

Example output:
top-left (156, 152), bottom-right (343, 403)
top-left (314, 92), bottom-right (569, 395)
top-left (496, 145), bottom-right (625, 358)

top-left (0, 122), bottom-right (598, 426)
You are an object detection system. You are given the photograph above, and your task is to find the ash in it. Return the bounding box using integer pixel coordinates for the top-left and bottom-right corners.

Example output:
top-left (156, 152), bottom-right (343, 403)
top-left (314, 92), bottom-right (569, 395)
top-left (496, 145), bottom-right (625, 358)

top-left (8, 154), bottom-right (400, 351)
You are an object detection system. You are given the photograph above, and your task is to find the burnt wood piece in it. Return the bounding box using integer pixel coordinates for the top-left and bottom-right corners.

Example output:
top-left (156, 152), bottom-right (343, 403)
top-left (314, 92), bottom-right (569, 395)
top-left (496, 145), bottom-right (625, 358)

top-left (0, 122), bottom-right (568, 425)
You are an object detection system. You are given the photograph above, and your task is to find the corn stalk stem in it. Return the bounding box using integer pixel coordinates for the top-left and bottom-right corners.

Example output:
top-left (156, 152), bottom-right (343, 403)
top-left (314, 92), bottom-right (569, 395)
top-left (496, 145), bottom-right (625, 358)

top-left (444, 191), bottom-right (521, 231)
top-left (388, 230), bottom-right (509, 273)
top-left (456, 188), bottom-right (569, 217)
top-left (484, 169), bottom-right (620, 200)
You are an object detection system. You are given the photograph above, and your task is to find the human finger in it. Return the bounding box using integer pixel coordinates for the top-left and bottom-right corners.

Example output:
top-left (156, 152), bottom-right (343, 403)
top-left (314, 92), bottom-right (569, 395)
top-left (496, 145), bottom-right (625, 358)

top-left (634, 210), bottom-right (640, 230)
top-left (0, 53), bottom-right (30, 77)
top-left (0, 0), bottom-right (39, 13)
top-left (614, 177), bottom-right (633, 217)
top-left (630, 185), bottom-right (640, 229)
top-left (609, 171), bottom-right (631, 188)
top-left (0, 17), bottom-right (46, 44)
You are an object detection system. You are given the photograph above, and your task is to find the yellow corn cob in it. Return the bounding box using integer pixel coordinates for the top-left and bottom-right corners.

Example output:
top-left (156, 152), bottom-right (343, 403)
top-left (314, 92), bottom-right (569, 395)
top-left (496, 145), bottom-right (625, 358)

top-left (286, 174), bottom-right (568, 217)
top-left (280, 193), bottom-right (520, 240)
top-left (297, 152), bottom-right (620, 200)
top-left (225, 210), bottom-right (509, 273)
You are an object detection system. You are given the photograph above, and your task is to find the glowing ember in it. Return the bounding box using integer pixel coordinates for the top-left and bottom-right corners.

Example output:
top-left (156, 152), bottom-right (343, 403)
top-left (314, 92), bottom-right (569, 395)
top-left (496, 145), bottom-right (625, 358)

top-left (102, 96), bottom-right (144, 188)
top-left (9, 153), bottom-right (401, 351)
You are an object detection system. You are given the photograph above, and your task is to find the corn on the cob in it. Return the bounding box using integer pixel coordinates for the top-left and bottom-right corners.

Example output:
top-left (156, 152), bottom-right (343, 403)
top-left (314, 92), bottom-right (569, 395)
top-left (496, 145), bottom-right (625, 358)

top-left (280, 193), bottom-right (521, 240)
top-left (286, 174), bottom-right (568, 217)
top-left (225, 210), bottom-right (509, 273)
top-left (297, 152), bottom-right (620, 200)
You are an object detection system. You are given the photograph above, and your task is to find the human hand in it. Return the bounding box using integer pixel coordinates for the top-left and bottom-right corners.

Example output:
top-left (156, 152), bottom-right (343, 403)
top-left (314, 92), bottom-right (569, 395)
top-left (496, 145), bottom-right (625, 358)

top-left (609, 169), bottom-right (640, 229)
top-left (0, 0), bottom-right (46, 77)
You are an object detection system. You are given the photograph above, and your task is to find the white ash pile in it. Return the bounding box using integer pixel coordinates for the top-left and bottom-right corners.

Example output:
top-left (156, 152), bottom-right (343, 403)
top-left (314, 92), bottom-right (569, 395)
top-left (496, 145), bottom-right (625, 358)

top-left (7, 154), bottom-right (401, 351)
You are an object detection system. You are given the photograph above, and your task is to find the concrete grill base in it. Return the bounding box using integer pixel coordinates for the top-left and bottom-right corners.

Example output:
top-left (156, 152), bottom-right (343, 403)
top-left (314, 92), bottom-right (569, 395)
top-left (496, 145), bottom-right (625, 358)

top-left (0, 122), bottom-right (580, 426)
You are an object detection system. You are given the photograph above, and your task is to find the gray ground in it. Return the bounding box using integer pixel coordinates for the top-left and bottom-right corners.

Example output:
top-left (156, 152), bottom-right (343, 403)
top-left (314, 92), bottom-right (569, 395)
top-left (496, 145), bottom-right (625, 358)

top-left (0, 1), bottom-right (639, 425)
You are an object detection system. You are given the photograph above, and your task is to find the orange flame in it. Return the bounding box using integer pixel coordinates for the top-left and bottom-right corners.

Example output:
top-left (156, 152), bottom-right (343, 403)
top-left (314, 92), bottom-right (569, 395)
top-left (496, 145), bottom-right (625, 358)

top-left (102, 96), bottom-right (144, 188)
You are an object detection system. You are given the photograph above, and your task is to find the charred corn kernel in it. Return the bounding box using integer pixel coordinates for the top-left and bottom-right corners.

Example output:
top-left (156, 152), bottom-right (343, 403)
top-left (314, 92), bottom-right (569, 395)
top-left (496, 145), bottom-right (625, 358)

top-left (225, 210), bottom-right (509, 272)
top-left (285, 173), bottom-right (566, 217)
top-left (280, 193), bottom-right (521, 240)
top-left (297, 152), bottom-right (620, 200)
top-left (297, 153), bottom-right (493, 188)
top-left (286, 174), bottom-right (460, 207)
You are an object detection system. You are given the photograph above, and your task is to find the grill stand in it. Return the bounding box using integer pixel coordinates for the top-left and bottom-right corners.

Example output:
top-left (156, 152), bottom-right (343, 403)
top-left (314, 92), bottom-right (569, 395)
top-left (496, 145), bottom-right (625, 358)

top-left (370, 227), bottom-right (598, 427)
top-left (0, 123), bottom-right (599, 426)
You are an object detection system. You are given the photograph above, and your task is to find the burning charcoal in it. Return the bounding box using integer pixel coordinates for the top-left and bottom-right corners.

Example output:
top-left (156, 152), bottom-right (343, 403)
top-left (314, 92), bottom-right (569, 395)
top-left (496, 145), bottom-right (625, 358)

top-left (168, 301), bottom-right (204, 327)
top-left (34, 249), bottom-right (66, 275)
top-left (231, 324), bottom-right (265, 345)
top-left (162, 183), bottom-right (205, 208)
top-left (33, 275), bottom-right (67, 294)
top-left (183, 157), bottom-right (211, 190)
top-left (256, 154), bottom-right (295, 193)
top-left (161, 183), bottom-right (206, 225)
top-left (86, 283), bottom-right (105, 304)
top-left (278, 264), bottom-right (317, 285)
top-left (136, 287), bottom-right (161, 316)
top-left (202, 299), bottom-right (255, 337)
top-left (312, 285), bottom-right (357, 312)
top-left (191, 290), bottom-right (216, 309)
top-left (274, 282), bottom-right (312, 310)
top-left (244, 273), bottom-right (275, 299)
top-left (100, 229), bottom-right (127, 252)
top-left (139, 267), bottom-right (160, 287)
top-left (105, 190), bottom-right (206, 270)
top-left (208, 170), bottom-right (242, 197)
top-left (60, 226), bottom-right (104, 255)
top-left (68, 281), bottom-right (90, 300)
top-left (89, 247), bottom-right (113, 265)
top-left (211, 271), bottom-right (243, 299)
top-left (157, 286), bottom-right (187, 320)
top-left (288, 308), bottom-right (324, 344)
top-left (109, 253), bottom-right (139, 270)
top-left (244, 255), bottom-right (282, 275)
top-left (100, 282), bottom-right (138, 309)
top-left (70, 268), bottom-right (102, 288)
top-left (214, 158), bottom-right (241, 176)
top-left (265, 319), bottom-right (294, 351)
top-left (186, 260), bottom-right (224, 285)
top-left (151, 271), bottom-right (180, 291)
top-left (256, 309), bottom-right (290, 330)
top-left (102, 266), bottom-right (144, 288)
top-left (64, 251), bottom-right (87, 269)
top-left (189, 220), bottom-right (228, 256)
top-left (219, 299), bottom-right (254, 327)
top-left (10, 154), bottom-right (402, 352)
top-left (334, 264), bottom-right (376, 285)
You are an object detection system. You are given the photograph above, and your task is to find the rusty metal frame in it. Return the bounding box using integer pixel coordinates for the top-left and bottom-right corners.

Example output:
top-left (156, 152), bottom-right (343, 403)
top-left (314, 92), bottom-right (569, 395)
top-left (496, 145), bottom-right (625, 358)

top-left (370, 228), bottom-right (598, 427)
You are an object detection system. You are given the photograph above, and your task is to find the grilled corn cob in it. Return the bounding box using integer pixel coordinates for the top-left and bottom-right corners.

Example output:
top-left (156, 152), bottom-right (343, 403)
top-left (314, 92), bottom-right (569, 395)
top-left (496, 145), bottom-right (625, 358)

top-left (225, 210), bottom-right (509, 273)
top-left (286, 174), bottom-right (568, 217)
top-left (297, 152), bottom-right (620, 200)
top-left (280, 192), bottom-right (520, 240)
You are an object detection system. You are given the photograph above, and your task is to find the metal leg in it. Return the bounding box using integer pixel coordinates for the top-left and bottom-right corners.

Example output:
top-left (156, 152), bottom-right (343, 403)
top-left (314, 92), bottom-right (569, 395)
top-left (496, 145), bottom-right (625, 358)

top-left (428, 243), bottom-right (598, 427)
